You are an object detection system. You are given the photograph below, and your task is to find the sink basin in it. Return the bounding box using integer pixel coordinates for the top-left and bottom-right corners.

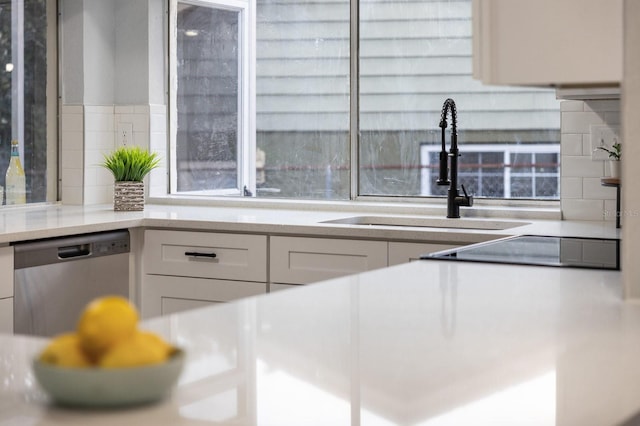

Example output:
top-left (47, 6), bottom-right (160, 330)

top-left (321, 216), bottom-right (530, 231)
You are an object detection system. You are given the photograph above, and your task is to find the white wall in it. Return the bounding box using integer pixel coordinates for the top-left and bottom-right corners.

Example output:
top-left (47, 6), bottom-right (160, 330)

top-left (59, 0), bottom-right (167, 205)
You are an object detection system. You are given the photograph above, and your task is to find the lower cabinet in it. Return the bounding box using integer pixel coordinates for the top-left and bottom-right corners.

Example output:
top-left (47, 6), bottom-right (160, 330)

top-left (143, 275), bottom-right (266, 317)
top-left (270, 236), bottom-right (388, 286)
top-left (0, 245), bottom-right (13, 334)
top-left (0, 297), bottom-right (13, 334)
top-left (141, 230), bottom-right (268, 318)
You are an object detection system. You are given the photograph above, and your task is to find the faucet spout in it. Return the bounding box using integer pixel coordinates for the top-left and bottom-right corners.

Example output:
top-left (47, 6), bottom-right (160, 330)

top-left (436, 98), bottom-right (473, 219)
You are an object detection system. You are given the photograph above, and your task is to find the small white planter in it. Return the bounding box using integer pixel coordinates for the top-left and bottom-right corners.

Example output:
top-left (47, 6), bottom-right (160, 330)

top-left (113, 181), bottom-right (145, 211)
top-left (609, 160), bottom-right (621, 179)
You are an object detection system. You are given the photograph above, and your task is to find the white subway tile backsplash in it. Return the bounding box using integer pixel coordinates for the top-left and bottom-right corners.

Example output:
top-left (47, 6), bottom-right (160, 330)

top-left (62, 168), bottom-right (83, 187)
top-left (149, 104), bottom-right (165, 114)
top-left (561, 134), bottom-right (583, 156)
top-left (561, 111), bottom-right (605, 134)
top-left (130, 114), bottom-right (148, 132)
top-left (61, 149), bottom-right (83, 169)
top-left (581, 134), bottom-right (593, 157)
top-left (561, 156), bottom-right (604, 178)
top-left (562, 199), bottom-right (605, 220)
top-left (84, 105), bottom-right (114, 114)
top-left (583, 177), bottom-right (616, 200)
top-left (560, 101), bottom-right (584, 112)
top-left (583, 100), bottom-right (620, 112)
top-left (135, 105), bottom-right (151, 114)
top-left (84, 185), bottom-right (112, 205)
top-left (61, 131), bottom-right (84, 151)
top-left (62, 186), bottom-right (83, 205)
top-left (603, 199), bottom-right (618, 222)
top-left (61, 105), bottom-right (84, 115)
top-left (85, 112), bottom-right (114, 132)
top-left (115, 105), bottom-right (135, 114)
top-left (61, 114), bottom-right (83, 133)
top-left (150, 114), bottom-right (166, 132)
top-left (559, 99), bottom-right (621, 222)
top-left (561, 177), bottom-right (582, 199)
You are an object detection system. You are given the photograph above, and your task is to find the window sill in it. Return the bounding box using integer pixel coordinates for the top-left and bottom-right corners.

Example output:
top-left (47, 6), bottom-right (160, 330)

top-left (147, 195), bottom-right (562, 221)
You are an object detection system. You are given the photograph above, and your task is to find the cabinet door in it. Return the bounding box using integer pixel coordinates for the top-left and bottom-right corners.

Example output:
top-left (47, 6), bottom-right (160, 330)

top-left (0, 297), bottom-right (13, 334)
top-left (270, 236), bottom-right (387, 285)
top-left (142, 275), bottom-right (266, 318)
top-left (0, 246), bottom-right (13, 299)
top-left (472, 0), bottom-right (622, 86)
top-left (388, 242), bottom-right (462, 266)
top-left (144, 230), bottom-right (267, 282)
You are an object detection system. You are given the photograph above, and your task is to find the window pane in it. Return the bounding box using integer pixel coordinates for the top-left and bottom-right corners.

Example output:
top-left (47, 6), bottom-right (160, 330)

top-left (359, 0), bottom-right (560, 200)
top-left (175, 3), bottom-right (240, 193)
top-left (0, 0), bottom-right (49, 203)
top-left (255, 0), bottom-right (350, 199)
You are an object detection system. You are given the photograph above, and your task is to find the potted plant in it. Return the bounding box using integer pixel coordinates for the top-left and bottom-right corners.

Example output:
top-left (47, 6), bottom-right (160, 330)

top-left (597, 142), bottom-right (621, 179)
top-left (102, 146), bottom-right (160, 211)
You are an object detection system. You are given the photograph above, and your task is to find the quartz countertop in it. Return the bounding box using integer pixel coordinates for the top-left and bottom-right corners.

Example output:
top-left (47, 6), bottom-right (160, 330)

top-left (0, 260), bottom-right (632, 425)
top-left (0, 203), bottom-right (619, 244)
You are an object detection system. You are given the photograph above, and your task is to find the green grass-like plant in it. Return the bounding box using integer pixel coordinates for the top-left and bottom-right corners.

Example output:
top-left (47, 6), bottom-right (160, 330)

top-left (102, 146), bottom-right (161, 182)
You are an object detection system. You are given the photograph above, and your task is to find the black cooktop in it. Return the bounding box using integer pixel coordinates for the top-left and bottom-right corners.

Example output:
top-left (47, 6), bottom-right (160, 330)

top-left (423, 235), bottom-right (620, 270)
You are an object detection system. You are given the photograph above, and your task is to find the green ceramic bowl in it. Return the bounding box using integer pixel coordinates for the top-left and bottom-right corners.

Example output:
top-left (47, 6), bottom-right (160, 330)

top-left (33, 349), bottom-right (185, 408)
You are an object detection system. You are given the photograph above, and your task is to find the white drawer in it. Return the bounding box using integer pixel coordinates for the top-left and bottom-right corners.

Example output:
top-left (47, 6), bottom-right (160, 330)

top-left (270, 236), bottom-right (387, 285)
top-left (141, 275), bottom-right (267, 318)
top-left (0, 246), bottom-right (13, 299)
top-left (144, 230), bottom-right (267, 282)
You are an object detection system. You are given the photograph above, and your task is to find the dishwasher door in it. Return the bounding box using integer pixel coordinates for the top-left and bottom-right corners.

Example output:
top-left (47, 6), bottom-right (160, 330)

top-left (13, 230), bottom-right (130, 337)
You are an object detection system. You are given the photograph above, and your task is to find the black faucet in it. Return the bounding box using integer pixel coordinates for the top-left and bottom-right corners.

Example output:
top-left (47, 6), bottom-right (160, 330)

top-left (437, 98), bottom-right (473, 219)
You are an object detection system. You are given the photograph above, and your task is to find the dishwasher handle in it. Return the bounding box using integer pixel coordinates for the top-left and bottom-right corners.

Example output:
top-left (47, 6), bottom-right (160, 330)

top-left (58, 243), bottom-right (91, 259)
top-left (14, 230), bottom-right (130, 269)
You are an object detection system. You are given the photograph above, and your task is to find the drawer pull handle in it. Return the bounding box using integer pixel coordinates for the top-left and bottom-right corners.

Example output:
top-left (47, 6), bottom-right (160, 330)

top-left (185, 251), bottom-right (217, 259)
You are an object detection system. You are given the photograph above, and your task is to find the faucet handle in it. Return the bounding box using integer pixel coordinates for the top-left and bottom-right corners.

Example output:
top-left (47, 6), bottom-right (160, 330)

top-left (460, 184), bottom-right (473, 207)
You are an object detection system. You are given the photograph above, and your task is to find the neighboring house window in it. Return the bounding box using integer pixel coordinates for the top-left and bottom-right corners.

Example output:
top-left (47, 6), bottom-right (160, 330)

top-left (0, 0), bottom-right (55, 204)
top-left (169, 0), bottom-right (560, 201)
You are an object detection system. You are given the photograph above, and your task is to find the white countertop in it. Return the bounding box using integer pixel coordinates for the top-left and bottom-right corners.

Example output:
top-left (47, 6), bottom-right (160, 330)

top-left (0, 260), bottom-right (632, 425)
top-left (0, 203), bottom-right (620, 244)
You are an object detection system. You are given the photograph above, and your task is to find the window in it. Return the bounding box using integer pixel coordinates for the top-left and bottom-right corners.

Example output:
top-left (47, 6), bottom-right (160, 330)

top-left (0, 0), bottom-right (56, 204)
top-left (169, 0), bottom-right (560, 202)
top-left (169, 0), bottom-right (253, 196)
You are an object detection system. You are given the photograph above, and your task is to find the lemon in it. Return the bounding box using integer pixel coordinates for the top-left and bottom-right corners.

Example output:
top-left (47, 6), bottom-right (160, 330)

top-left (77, 296), bottom-right (139, 361)
top-left (99, 331), bottom-right (171, 368)
top-left (39, 333), bottom-right (91, 367)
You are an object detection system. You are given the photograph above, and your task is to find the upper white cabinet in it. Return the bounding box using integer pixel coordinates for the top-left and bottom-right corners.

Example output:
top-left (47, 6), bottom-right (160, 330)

top-left (472, 0), bottom-right (622, 87)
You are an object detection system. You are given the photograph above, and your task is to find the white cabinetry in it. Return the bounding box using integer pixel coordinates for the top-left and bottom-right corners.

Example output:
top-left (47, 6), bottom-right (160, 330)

top-left (142, 230), bottom-right (267, 318)
top-left (472, 0), bottom-right (622, 87)
top-left (270, 236), bottom-right (387, 286)
top-left (388, 242), bottom-right (461, 266)
top-left (0, 246), bottom-right (13, 334)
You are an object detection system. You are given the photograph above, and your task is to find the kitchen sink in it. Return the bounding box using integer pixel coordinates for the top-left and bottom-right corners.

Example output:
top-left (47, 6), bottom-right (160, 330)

top-left (321, 216), bottom-right (530, 230)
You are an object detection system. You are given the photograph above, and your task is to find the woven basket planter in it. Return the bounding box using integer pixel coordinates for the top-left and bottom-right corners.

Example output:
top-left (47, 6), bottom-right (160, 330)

top-left (114, 181), bottom-right (145, 211)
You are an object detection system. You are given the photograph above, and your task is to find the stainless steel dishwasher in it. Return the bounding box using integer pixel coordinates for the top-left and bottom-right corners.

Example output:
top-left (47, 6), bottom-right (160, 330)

top-left (13, 230), bottom-right (130, 337)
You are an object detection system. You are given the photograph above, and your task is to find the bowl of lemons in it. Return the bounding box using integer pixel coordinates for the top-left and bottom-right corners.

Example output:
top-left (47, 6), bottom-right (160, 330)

top-left (33, 296), bottom-right (184, 407)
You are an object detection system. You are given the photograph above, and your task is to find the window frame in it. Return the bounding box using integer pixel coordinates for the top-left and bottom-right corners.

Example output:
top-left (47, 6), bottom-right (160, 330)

top-left (168, 0), bottom-right (256, 197)
top-left (165, 0), bottom-right (560, 208)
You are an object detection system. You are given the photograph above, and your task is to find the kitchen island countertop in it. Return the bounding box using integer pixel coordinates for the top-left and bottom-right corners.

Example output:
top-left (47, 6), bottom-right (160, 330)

top-left (0, 259), bottom-right (634, 425)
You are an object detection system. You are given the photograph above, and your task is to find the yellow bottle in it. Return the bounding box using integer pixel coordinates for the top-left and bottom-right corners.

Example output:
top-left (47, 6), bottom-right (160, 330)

top-left (5, 140), bottom-right (26, 205)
